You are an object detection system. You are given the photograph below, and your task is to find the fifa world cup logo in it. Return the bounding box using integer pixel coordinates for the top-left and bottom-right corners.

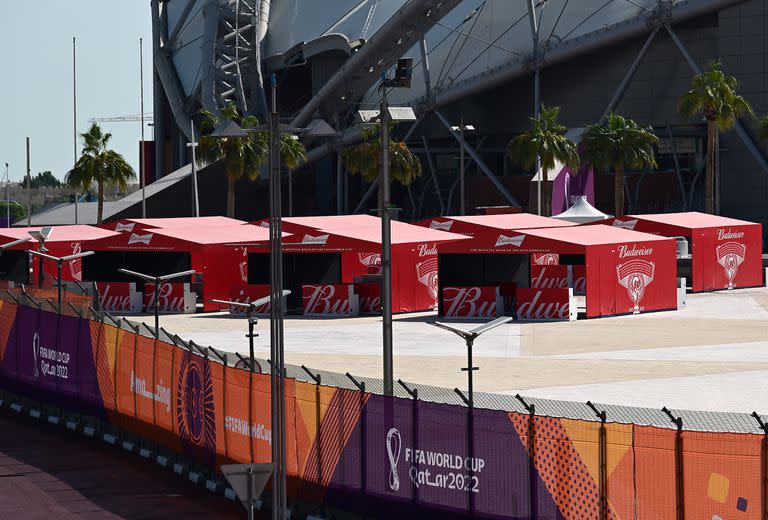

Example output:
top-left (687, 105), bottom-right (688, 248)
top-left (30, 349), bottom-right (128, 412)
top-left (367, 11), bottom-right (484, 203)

top-left (32, 332), bottom-right (40, 381)
top-left (716, 242), bottom-right (746, 289)
top-left (386, 428), bottom-right (401, 492)
top-left (617, 260), bottom-right (655, 314)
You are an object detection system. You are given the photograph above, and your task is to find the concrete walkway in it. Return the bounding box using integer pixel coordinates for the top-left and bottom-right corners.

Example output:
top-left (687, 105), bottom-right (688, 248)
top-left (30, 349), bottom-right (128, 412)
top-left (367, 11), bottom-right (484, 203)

top-left (128, 286), bottom-right (768, 413)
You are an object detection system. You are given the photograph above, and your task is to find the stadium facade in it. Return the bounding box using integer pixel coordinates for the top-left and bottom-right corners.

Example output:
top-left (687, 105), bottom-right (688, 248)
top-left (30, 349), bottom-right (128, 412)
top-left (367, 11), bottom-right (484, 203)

top-left (147, 0), bottom-right (768, 229)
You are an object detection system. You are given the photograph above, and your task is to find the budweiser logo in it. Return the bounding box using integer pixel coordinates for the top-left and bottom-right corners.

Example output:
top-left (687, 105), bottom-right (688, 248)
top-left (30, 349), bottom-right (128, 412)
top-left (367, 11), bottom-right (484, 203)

top-left (494, 235), bottom-right (525, 248)
top-left (115, 222), bottom-right (136, 232)
top-left (128, 233), bottom-right (153, 245)
top-left (716, 242), bottom-right (746, 289)
top-left (145, 283), bottom-right (188, 312)
top-left (417, 243), bottom-right (438, 257)
top-left (359, 252), bottom-right (382, 268)
top-left (429, 220), bottom-right (453, 231)
top-left (99, 283), bottom-right (140, 313)
top-left (239, 247), bottom-right (248, 283)
top-left (303, 285), bottom-right (352, 315)
top-left (616, 260), bottom-right (655, 313)
top-left (443, 287), bottom-right (499, 318)
top-left (618, 244), bottom-right (653, 259)
top-left (301, 234), bottom-right (329, 246)
top-left (533, 253), bottom-right (559, 266)
top-left (359, 295), bottom-right (382, 314)
top-left (416, 258), bottom-right (439, 301)
top-left (516, 289), bottom-right (571, 320)
top-left (613, 219), bottom-right (638, 230)
top-left (717, 228), bottom-right (745, 240)
top-left (229, 289), bottom-right (270, 314)
top-left (69, 242), bottom-right (82, 280)
top-left (531, 266), bottom-right (567, 290)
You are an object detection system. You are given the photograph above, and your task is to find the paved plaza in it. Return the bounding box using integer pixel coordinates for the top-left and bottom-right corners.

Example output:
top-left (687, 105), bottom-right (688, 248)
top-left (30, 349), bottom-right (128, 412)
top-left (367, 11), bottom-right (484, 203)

top-left (127, 287), bottom-right (768, 414)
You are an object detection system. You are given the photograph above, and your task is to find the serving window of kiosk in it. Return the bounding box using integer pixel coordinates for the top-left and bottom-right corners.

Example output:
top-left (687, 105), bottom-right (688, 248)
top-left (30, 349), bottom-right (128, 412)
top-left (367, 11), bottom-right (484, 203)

top-left (248, 252), bottom-right (342, 312)
top-left (0, 251), bottom-right (30, 285)
top-left (438, 253), bottom-right (530, 315)
top-left (83, 251), bottom-right (194, 285)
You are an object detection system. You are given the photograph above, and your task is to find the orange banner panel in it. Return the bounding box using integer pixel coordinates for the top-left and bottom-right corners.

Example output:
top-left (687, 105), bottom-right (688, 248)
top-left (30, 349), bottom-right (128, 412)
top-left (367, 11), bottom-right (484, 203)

top-left (634, 425), bottom-right (677, 519)
top-left (134, 335), bottom-right (156, 425)
top-left (115, 332), bottom-right (136, 417)
top-left (153, 341), bottom-right (175, 432)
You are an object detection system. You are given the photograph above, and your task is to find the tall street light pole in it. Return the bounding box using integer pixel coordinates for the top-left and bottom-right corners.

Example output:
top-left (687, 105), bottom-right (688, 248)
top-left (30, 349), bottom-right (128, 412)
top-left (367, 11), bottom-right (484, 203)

top-left (379, 88), bottom-right (394, 398)
top-left (140, 37), bottom-right (147, 218)
top-left (4, 163), bottom-right (9, 227)
top-left (187, 120), bottom-right (200, 217)
top-left (451, 120), bottom-right (475, 216)
top-left (26, 138), bottom-right (31, 226)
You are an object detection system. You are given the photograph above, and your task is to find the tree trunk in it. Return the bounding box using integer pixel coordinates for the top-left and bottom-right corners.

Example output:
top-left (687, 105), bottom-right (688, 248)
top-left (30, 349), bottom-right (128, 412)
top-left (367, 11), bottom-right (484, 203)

top-left (97, 180), bottom-right (104, 224)
top-left (542, 167), bottom-right (550, 216)
top-left (615, 164), bottom-right (625, 217)
top-left (227, 176), bottom-right (235, 218)
top-left (705, 119), bottom-right (715, 214)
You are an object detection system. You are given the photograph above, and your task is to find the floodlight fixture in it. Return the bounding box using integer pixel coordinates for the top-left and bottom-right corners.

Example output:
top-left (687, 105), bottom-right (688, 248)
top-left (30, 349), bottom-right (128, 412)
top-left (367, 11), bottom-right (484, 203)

top-left (433, 316), bottom-right (514, 407)
top-left (0, 237), bottom-right (31, 251)
top-left (29, 249), bottom-right (95, 313)
top-left (118, 268), bottom-right (197, 334)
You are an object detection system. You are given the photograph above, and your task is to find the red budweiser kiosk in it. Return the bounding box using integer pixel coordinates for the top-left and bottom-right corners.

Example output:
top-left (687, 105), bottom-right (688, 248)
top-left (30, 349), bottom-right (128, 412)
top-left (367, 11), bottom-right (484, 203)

top-left (83, 224), bottom-right (271, 313)
top-left (0, 225), bottom-right (120, 285)
top-left (436, 222), bottom-right (678, 319)
top-left (246, 215), bottom-right (467, 316)
top-left (601, 212), bottom-right (764, 292)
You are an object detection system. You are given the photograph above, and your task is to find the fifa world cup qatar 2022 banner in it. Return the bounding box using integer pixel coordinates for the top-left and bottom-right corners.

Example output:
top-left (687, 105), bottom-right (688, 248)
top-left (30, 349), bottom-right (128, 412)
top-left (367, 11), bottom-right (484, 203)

top-left (0, 299), bottom-right (766, 520)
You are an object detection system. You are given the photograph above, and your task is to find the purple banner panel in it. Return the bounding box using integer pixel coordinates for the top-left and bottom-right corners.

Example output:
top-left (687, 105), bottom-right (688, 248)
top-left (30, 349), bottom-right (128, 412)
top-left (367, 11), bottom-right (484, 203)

top-left (551, 164), bottom-right (595, 215)
top-left (326, 395), bottom-right (564, 519)
top-left (0, 306), bottom-right (104, 416)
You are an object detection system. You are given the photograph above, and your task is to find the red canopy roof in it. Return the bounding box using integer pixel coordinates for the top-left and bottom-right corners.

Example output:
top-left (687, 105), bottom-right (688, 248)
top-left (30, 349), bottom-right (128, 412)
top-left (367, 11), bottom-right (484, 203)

top-left (125, 216), bottom-right (246, 229)
top-left (0, 225), bottom-right (119, 244)
top-left (626, 212), bottom-right (758, 229)
top-left (441, 214), bottom-right (576, 230)
top-left (268, 215), bottom-right (467, 247)
top-left (521, 224), bottom-right (673, 247)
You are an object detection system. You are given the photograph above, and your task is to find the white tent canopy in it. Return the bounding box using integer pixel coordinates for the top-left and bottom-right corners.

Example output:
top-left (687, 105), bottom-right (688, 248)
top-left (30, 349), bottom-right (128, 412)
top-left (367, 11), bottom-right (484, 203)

top-left (552, 196), bottom-right (612, 224)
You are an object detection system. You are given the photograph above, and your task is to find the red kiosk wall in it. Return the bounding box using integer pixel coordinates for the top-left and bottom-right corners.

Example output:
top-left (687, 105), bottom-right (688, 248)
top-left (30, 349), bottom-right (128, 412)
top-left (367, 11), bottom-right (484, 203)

top-left (198, 245), bottom-right (247, 312)
top-left (699, 225), bottom-right (763, 291)
top-left (586, 240), bottom-right (677, 317)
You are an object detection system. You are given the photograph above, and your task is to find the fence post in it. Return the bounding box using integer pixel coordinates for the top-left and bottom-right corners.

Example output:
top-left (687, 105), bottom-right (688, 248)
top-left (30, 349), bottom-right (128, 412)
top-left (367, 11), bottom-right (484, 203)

top-left (346, 372), bottom-right (367, 496)
top-left (662, 406), bottom-right (685, 520)
top-left (516, 394), bottom-right (537, 520)
top-left (587, 401), bottom-right (608, 520)
top-left (751, 412), bottom-right (768, 520)
top-left (399, 380), bottom-right (419, 505)
top-left (302, 365), bottom-right (323, 487)
top-left (124, 319), bottom-right (141, 420)
top-left (455, 387), bottom-right (474, 514)
top-left (210, 347), bottom-right (230, 461)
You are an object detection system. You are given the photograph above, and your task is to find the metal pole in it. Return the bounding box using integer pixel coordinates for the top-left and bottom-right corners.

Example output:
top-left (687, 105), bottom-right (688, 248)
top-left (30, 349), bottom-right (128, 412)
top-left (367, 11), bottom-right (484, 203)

top-left (268, 73), bottom-right (287, 520)
top-left (73, 37), bottom-right (77, 182)
top-left (190, 120), bottom-right (200, 217)
top-left (26, 138), bottom-right (31, 226)
top-left (466, 338), bottom-right (474, 408)
top-left (140, 37), bottom-right (147, 218)
top-left (57, 261), bottom-right (62, 314)
top-left (247, 466), bottom-right (255, 520)
top-left (154, 277), bottom-right (160, 335)
top-left (381, 96), bottom-right (393, 397)
top-left (75, 193), bottom-right (79, 224)
top-left (5, 163), bottom-right (9, 227)
top-left (460, 119), bottom-right (465, 216)
top-left (534, 69), bottom-right (541, 216)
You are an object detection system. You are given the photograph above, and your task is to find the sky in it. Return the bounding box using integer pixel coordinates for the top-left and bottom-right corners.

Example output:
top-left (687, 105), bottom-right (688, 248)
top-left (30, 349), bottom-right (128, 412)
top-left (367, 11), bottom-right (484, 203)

top-left (0, 1), bottom-right (153, 183)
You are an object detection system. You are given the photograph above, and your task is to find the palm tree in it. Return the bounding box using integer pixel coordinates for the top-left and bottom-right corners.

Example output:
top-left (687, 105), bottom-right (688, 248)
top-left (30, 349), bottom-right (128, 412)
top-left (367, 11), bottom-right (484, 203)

top-left (281, 132), bottom-right (307, 216)
top-left (66, 123), bottom-right (136, 224)
top-left (342, 126), bottom-right (422, 186)
top-left (580, 113), bottom-right (658, 217)
top-left (507, 104), bottom-right (579, 216)
top-left (680, 61), bottom-right (753, 214)
top-left (197, 102), bottom-right (269, 218)
top-left (197, 102), bottom-right (308, 218)
top-left (758, 115), bottom-right (768, 143)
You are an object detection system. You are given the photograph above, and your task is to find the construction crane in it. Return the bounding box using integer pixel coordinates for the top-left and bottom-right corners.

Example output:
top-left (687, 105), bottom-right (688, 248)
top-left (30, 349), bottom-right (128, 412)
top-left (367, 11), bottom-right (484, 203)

top-left (88, 113), bottom-right (154, 124)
